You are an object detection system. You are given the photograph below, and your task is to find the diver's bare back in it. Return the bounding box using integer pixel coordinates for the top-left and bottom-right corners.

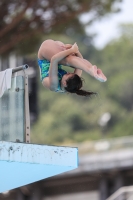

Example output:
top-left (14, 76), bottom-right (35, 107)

top-left (38, 39), bottom-right (66, 60)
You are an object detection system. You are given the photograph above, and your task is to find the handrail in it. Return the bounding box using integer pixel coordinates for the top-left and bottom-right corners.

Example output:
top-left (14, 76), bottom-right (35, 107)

top-left (12, 64), bottom-right (30, 143)
top-left (0, 64), bottom-right (30, 143)
top-left (12, 64), bottom-right (29, 73)
top-left (106, 186), bottom-right (133, 200)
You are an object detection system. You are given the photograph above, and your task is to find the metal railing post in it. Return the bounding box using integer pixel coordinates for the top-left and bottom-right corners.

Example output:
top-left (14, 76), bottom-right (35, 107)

top-left (24, 73), bottom-right (30, 143)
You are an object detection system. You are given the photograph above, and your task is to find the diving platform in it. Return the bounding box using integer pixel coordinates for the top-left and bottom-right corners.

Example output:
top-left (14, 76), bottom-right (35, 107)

top-left (0, 141), bottom-right (78, 193)
top-left (0, 65), bottom-right (78, 193)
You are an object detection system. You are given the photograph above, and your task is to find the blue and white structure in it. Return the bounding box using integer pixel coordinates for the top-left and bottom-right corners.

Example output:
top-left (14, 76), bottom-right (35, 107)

top-left (0, 66), bottom-right (78, 193)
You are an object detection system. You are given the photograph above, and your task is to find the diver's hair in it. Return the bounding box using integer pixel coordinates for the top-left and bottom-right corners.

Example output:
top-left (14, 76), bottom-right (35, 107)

top-left (65, 74), bottom-right (97, 97)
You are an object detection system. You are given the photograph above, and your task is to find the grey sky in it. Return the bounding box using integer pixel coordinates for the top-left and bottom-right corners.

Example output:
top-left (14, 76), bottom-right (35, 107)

top-left (81, 0), bottom-right (133, 49)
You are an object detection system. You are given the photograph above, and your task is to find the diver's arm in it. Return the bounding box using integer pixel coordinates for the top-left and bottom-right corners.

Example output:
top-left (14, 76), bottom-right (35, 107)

top-left (49, 44), bottom-right (78, 91)
top-left (49, 59), bottom-right (59, 91)
top-left (73, 50), bottom-right (83, 77)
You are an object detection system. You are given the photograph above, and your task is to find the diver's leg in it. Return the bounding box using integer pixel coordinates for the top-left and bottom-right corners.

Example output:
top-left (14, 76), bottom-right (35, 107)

top-left (38, 39), bottom-right (66, 60)
top-left (63, 55), bottom-right (107, 82)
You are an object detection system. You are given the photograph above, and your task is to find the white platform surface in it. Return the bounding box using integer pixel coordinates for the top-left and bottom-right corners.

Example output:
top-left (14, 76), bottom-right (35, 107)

top-left (0, 141), bottom-right (78, 193)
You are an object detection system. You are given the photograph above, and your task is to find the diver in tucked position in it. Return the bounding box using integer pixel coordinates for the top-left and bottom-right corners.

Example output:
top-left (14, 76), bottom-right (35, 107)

top-left (38, 39), bottom-right (107, 96)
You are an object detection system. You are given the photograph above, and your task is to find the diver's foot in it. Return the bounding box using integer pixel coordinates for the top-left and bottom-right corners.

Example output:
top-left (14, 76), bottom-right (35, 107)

top-left (90, 65), bottom-right (107, 82)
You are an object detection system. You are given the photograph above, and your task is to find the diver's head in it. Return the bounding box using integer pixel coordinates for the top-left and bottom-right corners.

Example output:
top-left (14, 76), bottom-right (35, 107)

top-left (62, 73), bottom-right (96, 97)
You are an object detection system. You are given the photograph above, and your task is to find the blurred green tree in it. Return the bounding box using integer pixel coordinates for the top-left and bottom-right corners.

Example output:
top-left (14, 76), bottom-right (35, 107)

top-left (0, 0), bottom-right (122, 55)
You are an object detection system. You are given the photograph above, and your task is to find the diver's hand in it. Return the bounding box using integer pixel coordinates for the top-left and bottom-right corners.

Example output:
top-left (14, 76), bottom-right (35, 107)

top-left (71, 43), bottom-right (79, 53)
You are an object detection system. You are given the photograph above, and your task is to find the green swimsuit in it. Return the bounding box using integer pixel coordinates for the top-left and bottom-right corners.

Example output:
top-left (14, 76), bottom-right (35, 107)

top-left (38, 59), bottom-right (67, 92)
